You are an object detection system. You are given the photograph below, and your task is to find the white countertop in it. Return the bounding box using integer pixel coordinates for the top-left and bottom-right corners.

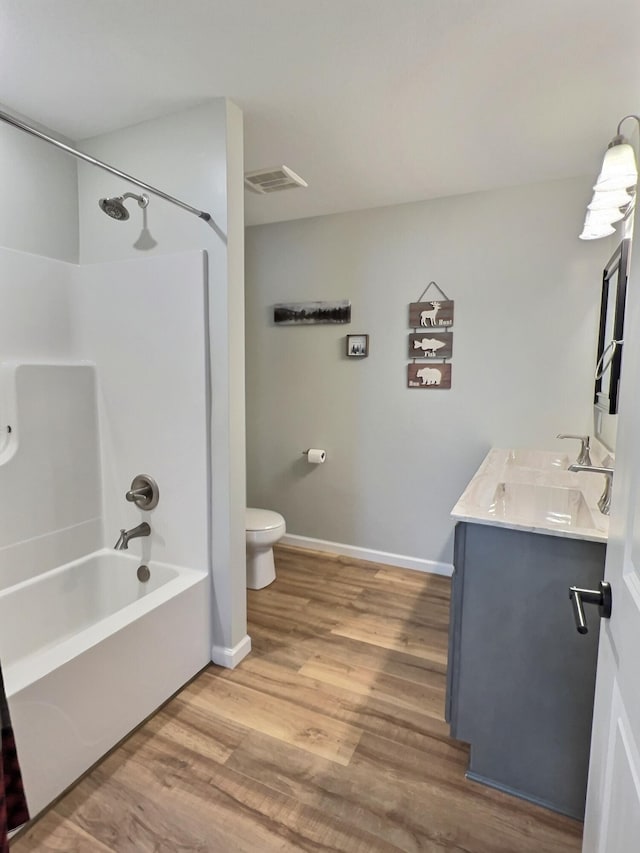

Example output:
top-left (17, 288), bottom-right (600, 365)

top-left (451, 447), bottom-right (610, 543)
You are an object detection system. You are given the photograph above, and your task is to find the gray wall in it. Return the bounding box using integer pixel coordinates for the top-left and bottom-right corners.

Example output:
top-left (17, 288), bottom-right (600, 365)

top-left (245, 177), bottom-right (610, 568)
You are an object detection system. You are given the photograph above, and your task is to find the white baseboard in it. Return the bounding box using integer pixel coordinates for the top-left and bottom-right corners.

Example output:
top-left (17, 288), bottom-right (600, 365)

top-left (279, 534), bottom-right (453, 577)
top-left (211, 634), bottom-right (252, 669)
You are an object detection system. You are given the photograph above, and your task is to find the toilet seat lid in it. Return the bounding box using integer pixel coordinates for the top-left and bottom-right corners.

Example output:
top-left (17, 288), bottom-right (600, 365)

top-left (246, 508), bottom-right (285, 531)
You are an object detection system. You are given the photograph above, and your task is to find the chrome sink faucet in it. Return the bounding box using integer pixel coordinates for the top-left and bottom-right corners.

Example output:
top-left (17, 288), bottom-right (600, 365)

top-left (568, 464), bottom-right (614, 515)
top-left (557, 434), bottom-right (592, 467)
top-left (114, 522), bottom-right (151, 550)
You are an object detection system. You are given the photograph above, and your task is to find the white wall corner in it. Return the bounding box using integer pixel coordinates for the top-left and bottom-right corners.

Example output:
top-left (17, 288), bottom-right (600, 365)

top-left (211, 633), bottom-right (252, 669)
top-left (280, 534), bottom-right (454, 577)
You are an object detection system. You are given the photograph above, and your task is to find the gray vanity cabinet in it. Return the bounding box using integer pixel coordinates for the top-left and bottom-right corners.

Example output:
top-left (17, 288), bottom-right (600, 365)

top-left (446, 521), bottom-right (606, 820)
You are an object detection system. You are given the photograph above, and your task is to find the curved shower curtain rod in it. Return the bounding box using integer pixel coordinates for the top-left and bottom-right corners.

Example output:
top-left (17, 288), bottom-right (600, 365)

top-left (0, 108), bottom-right (214, 224)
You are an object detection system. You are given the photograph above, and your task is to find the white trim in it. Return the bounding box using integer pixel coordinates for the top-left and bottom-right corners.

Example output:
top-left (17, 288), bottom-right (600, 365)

top-left (279, 534), bottom-right (453, 577)
top-left (211, 634), bottom-right (252, 669)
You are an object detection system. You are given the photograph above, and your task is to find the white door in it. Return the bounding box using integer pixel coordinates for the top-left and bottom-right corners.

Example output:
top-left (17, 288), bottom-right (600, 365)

top-left (583, 216), bottom-right (640, 851)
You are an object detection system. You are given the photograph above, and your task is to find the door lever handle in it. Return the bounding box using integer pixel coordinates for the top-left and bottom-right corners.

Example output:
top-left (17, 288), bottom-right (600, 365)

top-left (568, 582), bottom-right (612, 635)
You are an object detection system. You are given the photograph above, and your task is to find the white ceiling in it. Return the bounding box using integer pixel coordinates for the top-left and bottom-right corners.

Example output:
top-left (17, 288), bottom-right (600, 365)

top-left (1, 0), bottom-right (639, 226)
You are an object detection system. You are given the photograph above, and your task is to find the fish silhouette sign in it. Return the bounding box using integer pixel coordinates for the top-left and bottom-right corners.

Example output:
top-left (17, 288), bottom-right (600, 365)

top-left (408, 332), bottom-right (453, 359)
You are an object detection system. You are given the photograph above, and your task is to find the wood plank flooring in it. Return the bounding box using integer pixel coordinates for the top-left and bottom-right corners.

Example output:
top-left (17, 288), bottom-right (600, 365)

top-left (12, 544), bottom-right (583, 852)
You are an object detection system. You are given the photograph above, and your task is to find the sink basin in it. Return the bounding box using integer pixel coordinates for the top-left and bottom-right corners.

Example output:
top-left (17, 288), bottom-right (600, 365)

top-left (488, 482), bottom-right (594, 529)
top-left (505, 450), bottom-right (569, 470)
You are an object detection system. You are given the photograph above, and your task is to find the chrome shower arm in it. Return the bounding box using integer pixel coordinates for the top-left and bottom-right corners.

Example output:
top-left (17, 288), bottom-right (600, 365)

top-left (122, 192), bottom-right (149, 208)
top-left (0, 107), bottom-right (213, 223)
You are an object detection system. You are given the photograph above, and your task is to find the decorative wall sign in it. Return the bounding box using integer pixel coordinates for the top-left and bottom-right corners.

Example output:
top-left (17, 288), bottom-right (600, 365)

top-left (408, 300), bottom-right (454, 328)
top-left (407, 362), bottom-right (452, 389)
top-left (346, 334), bottom-right (369, 357)
top-left (408, 332), bottom-right (452, 359)
top-left (274, 299), bottom-right (351, 325)
top-left (407, 281), bottom-right (454, 390)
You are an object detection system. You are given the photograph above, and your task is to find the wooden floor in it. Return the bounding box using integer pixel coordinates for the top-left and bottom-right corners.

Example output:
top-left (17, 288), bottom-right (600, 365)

top-left (13, 545), bottom-right (583, 852)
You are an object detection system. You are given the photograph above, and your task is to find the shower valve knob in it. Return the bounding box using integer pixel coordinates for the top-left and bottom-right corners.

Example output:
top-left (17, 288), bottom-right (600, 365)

top-left (125, 474), bottom-right (159, 511)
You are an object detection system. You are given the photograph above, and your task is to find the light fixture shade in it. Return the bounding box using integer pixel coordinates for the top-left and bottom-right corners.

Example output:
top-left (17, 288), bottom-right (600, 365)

top-left (587, 205), bottom-right (627, 223)
top-left (588, 188), bottom-right (634, 210)
top-left (580, 117), bottom-right (639, 240)
top-left (579, 227), bottom-right (616, 240)
top-left (594, 142), bottom-right (638, 191)
top-left (579, 211), bottom-right (617, 240)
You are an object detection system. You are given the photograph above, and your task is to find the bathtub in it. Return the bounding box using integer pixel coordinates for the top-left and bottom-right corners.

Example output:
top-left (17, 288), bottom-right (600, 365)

top-left (1, 549), bottom-right (210, 818)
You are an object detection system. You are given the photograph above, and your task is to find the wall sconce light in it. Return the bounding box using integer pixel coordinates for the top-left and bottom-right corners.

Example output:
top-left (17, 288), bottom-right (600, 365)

top-left (580, 115), bottom-right (639, 240)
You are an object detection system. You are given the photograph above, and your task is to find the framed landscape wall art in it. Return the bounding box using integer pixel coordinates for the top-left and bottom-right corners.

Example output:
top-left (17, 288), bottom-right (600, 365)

top-left (273, 300), bottom-right (352, 325)
top-left (346, 334), bottom-right (369, 357)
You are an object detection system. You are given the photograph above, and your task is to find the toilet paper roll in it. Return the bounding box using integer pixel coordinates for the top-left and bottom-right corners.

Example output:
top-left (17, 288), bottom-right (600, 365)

top-left (307, 448), bottom-right (326, 464)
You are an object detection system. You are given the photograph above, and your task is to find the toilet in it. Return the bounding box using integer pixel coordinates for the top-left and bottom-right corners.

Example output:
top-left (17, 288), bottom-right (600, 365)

top-left (245, 508), bottom-right (286, 589)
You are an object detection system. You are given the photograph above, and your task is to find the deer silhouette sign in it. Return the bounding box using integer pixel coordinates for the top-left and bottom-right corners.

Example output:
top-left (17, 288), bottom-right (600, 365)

top-left (420, 302), bottom-right (441, 327)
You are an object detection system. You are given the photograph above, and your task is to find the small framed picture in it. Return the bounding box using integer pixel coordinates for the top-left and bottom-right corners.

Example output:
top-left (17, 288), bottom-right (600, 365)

top-left (346, 334), bottom-right (369, 358)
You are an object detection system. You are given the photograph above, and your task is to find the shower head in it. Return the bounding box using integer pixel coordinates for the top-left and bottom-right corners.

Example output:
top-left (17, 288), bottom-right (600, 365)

top-left (98, 192), bottom-right (149, 221)
top-left (99, 196), bottom-right (129, 220)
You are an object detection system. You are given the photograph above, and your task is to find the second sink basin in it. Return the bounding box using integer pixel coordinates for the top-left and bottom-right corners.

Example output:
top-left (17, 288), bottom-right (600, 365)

top-left (488, 482), bottom-right (594, 529)
top-left (505, 450), bottom-right (569, 470)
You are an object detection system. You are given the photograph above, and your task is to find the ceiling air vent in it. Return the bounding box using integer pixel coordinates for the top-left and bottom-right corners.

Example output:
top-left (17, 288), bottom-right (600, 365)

top-left (244, 165), bottom-right (308, 194)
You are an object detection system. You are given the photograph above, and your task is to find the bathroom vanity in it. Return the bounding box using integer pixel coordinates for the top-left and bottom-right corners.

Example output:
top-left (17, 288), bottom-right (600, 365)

top-left (447, 448), bottom-right (609, 820)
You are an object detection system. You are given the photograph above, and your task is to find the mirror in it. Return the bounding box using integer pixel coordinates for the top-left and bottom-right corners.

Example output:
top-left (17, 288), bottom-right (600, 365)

top-left (594, 236), bottom-right (631, 450)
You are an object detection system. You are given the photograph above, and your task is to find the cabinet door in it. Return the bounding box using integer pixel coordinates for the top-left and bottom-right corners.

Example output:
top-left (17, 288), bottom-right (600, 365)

top-left (453, 523), bottom-right (605, 818)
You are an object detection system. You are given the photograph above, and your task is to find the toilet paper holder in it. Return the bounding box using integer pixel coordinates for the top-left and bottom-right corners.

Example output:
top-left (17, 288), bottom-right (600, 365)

top-left (302, 448), bottom-right (327, 463)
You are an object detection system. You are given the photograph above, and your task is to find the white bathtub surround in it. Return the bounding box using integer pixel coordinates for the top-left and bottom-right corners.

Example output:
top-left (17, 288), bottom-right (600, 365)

top-left (0, 248), bottom-right (79, 364)
top-left (280, 534), bottom-right (453, 576)
top-left (0, 252), bottom-right (217, 821)
top-left (73, 251), bottom-right (210, 573)
top-left (0, 252), bottom-right (211, 586)
top-left (0, 519), bottom-right (102, 593)
top-left (0, 363), bottom-right (102, 588)
top-left (451, 448), bottom-right (610, 543)
top-left (211, 634), bottom-right (252, 670)
top-left (2, 549), bottom-right (209, 818)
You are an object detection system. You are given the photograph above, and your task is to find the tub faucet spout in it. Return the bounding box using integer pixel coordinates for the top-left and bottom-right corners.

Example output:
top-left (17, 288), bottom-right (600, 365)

top-left (114, 522), bottom-right (151, 550)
